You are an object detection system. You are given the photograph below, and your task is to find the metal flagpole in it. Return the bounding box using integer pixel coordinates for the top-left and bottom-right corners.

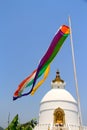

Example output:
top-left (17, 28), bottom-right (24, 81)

top-left (68, 16), bottom-right (82, 126)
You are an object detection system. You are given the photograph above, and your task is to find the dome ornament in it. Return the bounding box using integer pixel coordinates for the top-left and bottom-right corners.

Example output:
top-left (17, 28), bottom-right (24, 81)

top-left (52, 70), bottom-right (64, 83)
top-left (51, 70), bottom-right (66, 89)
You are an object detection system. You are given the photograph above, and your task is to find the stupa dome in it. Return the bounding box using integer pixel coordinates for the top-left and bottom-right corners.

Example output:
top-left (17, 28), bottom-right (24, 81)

top-left (39, 71), bottom-right (78, 126)
top-left (41, 88), bottom-right (77, 104)
top-left (41, 71), bottom-right (76, 103)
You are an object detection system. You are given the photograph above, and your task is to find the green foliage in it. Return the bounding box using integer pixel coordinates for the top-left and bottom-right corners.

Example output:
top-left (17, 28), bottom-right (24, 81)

top-left (19, 118), bottom-right (37, 130)
top-left (5, 114), bottom-right (18, 130)
top-left (5, 115), bottom-right (37, 130)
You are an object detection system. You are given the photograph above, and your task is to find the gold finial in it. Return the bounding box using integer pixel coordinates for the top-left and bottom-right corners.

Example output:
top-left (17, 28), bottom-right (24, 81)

top-left (52, 70), bottom-right (64, 83)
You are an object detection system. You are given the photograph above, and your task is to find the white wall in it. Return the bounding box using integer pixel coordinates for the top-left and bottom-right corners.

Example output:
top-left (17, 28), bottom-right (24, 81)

top-left (39, 100), bottom-right (79, 125)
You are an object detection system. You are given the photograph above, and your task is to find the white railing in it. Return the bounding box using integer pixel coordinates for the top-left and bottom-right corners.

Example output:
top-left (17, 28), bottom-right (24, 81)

top-left (33, 124), bottom-right (87, 130)
top-left (68, 125), bottom-right (87, 130)
top-left (51, 125), bottom-right (87, 130)
top-left (51, 126), bottom-right (68, 130)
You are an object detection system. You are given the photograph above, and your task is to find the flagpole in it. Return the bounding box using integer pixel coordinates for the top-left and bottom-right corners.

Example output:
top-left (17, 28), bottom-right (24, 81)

top-left (68, 16), bottom-right (82, 126)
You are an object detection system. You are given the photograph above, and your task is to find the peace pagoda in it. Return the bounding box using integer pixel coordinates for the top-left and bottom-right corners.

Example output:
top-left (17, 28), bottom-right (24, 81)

top-left (33, 71), bottom-right (87, 130)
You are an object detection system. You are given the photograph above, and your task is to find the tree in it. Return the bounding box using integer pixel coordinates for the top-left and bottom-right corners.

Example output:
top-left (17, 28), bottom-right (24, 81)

top-left (19, 118), bottom-right (37, 130)
top-left (5, 114), bottom-right (18, 130)
top-left (5, 114), bottom-right (37, 130)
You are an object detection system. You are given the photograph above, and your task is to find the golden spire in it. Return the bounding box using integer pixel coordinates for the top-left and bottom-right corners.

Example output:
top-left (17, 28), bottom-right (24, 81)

top-left (52, 70), bottom-right (64, 83)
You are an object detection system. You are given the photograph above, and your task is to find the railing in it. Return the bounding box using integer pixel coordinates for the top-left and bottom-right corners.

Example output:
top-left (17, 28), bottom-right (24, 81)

top-left (33, 124), bottom-right (87, 130)
top-left (51, 125), bottom-right (87, 130)
top-left (68, 125), bottom-right (87, 130)
top-left (51, 126), bottom-right (68, 130)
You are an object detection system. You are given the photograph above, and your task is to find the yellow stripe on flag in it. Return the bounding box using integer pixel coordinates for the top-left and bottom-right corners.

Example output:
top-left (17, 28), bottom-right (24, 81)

top-left (30, 65), bottom-right (50, 95)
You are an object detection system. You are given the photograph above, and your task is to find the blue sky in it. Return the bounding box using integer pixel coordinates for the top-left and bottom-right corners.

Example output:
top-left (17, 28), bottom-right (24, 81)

top-left (0, 0), bottom-right (87, 128)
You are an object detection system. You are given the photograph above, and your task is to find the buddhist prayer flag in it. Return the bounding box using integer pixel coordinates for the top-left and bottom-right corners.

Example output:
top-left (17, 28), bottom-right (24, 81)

top-left (13, 25), bottom-right (70, 100)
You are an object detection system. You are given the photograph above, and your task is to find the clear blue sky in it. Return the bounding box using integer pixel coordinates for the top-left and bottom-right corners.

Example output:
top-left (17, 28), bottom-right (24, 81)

top-left (0, 0), bottom-right (87, 128)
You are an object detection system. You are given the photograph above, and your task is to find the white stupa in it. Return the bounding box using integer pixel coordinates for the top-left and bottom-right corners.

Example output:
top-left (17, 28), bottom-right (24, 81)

top-left (34, 71), bottom-right (87, 130)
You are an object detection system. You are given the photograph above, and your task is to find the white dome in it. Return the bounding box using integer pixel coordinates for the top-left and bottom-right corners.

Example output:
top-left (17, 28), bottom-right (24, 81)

top-left (39, 88), bottom-right (78, 125)
top-left (41, 88), bottom-right (77, 104)
top-left (34, 72), bottom-right (80, 130)
top-left (39, 72), bottom-right (78, 126)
